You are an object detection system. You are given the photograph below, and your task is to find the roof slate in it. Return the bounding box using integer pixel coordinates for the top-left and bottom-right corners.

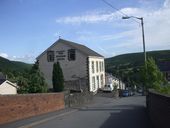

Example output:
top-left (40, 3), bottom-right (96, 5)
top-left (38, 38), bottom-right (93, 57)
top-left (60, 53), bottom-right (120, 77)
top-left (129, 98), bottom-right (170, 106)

top-left (37, 39), bottom-right (103, 59)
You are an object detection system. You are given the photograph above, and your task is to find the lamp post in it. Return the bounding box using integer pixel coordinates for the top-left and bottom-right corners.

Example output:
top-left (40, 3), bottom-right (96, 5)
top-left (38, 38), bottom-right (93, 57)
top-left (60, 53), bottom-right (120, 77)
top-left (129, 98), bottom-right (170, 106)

top-left (122, 16), bottom-right (146, 67)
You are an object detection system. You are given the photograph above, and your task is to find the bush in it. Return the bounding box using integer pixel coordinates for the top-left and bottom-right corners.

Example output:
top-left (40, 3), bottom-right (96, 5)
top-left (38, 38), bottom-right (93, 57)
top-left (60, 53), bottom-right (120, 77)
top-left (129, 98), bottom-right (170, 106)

top-left (52, 62), bottom-right (64, 92)
top-left (157, 84), bottom-right (170, 95)
top-left (140, 57), bottom-right (166, 90)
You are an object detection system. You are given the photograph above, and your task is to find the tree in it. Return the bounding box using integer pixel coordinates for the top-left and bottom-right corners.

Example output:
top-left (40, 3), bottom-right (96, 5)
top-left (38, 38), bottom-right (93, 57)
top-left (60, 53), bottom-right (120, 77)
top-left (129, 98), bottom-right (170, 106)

top-left (140, 57), bottom-right (166, 90)
top-left (28, 61), bottom-right (48, 93)
top-left (52, 62), bottom-right (64, 92)
top-left (17, 76), bottom-right (29, 94)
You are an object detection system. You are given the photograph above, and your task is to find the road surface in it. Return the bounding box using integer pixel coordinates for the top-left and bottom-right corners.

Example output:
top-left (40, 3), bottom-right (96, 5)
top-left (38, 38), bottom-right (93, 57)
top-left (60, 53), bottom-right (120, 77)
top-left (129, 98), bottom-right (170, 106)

top-left (1, 94), bottom-right (152, 128)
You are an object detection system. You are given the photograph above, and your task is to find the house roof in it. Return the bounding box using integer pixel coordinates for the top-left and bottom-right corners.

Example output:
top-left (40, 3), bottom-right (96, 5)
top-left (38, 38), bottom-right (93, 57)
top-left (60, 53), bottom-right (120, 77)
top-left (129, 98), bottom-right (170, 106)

top-left (37, 38), bottom-right (103, 59)
top-left (158, 61), bottom-right (170, 72)
top-left (0, 80), bottom-right (17, 88)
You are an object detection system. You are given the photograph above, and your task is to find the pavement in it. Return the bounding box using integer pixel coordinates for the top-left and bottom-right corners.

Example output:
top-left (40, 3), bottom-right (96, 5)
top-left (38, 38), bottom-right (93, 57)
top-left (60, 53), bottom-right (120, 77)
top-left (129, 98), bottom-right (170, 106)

top-left (0, 93), bottom-right (153, 128)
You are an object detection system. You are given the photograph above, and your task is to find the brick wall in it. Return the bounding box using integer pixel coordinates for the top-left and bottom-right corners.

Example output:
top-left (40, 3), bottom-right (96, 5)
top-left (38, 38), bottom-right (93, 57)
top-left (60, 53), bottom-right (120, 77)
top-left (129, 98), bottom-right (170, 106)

top-left (0, 93), bottom-right (65, 124)
top-left (146, 89), bottom-right (170, 128)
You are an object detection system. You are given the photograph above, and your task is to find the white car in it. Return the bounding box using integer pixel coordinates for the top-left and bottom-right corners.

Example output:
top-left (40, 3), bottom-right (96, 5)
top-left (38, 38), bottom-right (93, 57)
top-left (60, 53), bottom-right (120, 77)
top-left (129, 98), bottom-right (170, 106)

top-left (103, 84), bottom-right (114, 92)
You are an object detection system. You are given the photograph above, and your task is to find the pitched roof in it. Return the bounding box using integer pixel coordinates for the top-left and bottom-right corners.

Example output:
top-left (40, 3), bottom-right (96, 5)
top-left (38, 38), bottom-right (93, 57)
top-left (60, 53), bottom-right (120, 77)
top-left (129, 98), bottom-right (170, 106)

top-left (158, 61), bottom-right (170, 72)
top-left (37, 39), bottom-right (103, 59)
top-left (0, 80), bottom-right (17, 88)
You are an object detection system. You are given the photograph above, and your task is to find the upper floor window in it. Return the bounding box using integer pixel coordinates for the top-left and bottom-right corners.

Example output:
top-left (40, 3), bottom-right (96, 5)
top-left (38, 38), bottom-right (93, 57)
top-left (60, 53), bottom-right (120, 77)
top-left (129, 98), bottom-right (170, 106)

top-left (47, 51), bottom-right (54, 62)
top-left (68, 49), bottom-right (76, 61)
top-left (102, 61), bottom-right (104, 71)
top-left (96, 61), bottom-right (98, 72)
top-left (99, 62), bottom-right (102, 72)
top-left (92, 61), bottom-right (95, 73)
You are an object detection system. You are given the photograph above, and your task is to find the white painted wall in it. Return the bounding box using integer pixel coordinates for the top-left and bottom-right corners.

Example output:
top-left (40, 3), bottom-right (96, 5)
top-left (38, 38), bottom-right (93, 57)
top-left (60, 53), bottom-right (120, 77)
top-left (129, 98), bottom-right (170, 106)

top-left (88, 57), bottom-right (105, 92)
top-left (38, 42), bottom-right (87, 88)
top-left (0, 81), bottom-right (17, 95)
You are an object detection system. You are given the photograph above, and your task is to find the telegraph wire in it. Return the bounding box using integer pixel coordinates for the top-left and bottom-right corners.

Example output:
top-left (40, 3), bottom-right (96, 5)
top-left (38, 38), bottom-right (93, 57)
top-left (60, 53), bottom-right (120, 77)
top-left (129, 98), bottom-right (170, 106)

top-left (102, 0), bottom-right (140, 24)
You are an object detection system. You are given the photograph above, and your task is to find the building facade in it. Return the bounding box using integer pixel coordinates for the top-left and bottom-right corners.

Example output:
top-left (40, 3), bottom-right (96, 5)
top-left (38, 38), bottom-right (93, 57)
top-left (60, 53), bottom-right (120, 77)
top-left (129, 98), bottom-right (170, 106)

top-left (0, 73), bottom-right (17, 95)
top-left (37, 39), bottom-right (105, 92)
top-left (105, 73), bottom-right (125, 90)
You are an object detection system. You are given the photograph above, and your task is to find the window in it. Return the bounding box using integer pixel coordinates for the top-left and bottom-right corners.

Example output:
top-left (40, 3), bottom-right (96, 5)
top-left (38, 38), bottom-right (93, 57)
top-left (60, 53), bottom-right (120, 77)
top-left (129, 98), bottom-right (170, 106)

top-left (101, 74), bottom-right (103, 86)
top-left (102, 62), bottom-right (104, 71)
top-left (99, 62), bottom-right (102, 72)
top-left (92, 76), bottom-right (95, 90)
top-left (97, 76), bottom-right (99, 88)
top-left (96, 61), bottom-right (98, 72)
top-left (47, 51), bottom-right (54, 62)
top-left (92, 61), bottom-right (95, 73)
top-left (68, 49), bottom-right (76, 61)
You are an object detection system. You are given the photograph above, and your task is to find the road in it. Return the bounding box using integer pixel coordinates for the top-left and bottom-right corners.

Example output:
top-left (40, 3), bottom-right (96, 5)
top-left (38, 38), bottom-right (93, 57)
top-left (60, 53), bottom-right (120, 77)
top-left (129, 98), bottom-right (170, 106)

top-left (28, 94), bottom-right (152, 128)
top-left (1, 94), bottom-right (152, 128)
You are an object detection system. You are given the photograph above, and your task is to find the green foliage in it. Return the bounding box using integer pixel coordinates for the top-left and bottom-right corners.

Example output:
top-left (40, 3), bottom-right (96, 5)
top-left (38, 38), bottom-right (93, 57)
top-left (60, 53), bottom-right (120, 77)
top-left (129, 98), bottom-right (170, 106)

top-left (17, 76), bottom-right (29, 94)
top-left (105, 50), bottom-right (170, 88)
top-left (0, 56), bottom-right (32, 73)
top-left (52, 62), bottom-right (64, 92)
top-left (28, 61), bottom-right (47, 93)
top-left (140, 57), bottom-right (167, 90)
top-left (17, 61), bottom-right (48, 93)
top-left (157, 84), bottom-right (170, 95)
top-left (105, 50), bottom-right (170, 70)
top-left (0, 56), bottom-right (47, 93)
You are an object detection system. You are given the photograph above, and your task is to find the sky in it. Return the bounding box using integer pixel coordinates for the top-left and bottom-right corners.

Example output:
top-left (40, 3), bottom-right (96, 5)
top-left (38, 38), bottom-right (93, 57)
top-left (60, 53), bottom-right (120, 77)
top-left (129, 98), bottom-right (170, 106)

top-left (0, 0), bottom-right (170, 63)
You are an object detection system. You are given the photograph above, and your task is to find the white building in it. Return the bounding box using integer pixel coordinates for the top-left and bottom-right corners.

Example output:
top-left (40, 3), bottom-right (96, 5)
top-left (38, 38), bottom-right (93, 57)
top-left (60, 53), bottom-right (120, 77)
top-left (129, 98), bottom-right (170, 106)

top-left (37, 39), bottom-right (105, 93)
top-left (105, 73), bottom-right (125, 90)
top-left (0, 73), bottom-right (17, 95)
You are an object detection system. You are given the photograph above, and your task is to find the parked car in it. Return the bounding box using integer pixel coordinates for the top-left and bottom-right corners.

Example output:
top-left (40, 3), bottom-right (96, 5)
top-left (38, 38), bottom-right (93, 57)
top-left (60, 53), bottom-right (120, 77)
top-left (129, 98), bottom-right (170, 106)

top-left (128, 90), bottom-right (134, 96)
top-left (138, 88), bottom-right (143, 93)
top-left (122, 90), bottom-right (129, 97)
top-left (103, 84), bottom-right (113, 92)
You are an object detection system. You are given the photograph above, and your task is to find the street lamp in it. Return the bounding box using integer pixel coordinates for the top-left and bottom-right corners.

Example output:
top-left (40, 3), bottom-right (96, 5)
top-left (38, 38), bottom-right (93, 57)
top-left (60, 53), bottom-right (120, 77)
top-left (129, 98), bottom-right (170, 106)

top-left (122, 16), bottom-right (147, 67)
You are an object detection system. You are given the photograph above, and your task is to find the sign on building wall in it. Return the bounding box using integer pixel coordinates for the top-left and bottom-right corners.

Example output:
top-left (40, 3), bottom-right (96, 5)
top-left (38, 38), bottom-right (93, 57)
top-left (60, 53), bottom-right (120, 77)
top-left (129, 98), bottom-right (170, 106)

top-left (56, 50), bottom-right (66, 61)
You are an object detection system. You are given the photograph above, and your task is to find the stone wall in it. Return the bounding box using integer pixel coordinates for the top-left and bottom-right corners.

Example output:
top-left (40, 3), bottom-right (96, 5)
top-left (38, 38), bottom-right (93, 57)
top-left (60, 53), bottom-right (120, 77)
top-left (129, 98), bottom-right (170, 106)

top-left (146, 89), bottom-right (170, 128)
top-left (64, 78), bottom-right (89, 92)
top-left (64, 91), bottom-right (93, 108)
top-left (0, 93), bottom-right (65, 124)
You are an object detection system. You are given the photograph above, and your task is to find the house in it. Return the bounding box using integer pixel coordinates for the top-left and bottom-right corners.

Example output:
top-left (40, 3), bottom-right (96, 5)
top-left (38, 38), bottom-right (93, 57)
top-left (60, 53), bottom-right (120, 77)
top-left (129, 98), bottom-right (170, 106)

top-left (0, 73), bottom-right (17, 95)
top-left (37, 39), bottom-right (105, 93)
top-left (158, 61), bottom-right (170, 82)
top-left (105, 73), bottom-right (125, 90)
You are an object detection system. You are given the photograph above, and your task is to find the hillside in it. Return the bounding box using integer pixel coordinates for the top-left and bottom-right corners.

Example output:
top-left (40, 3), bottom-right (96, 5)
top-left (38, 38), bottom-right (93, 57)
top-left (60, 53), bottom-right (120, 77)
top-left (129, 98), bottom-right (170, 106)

top-left (105, 50), bottom-right (170, 73)
top-left (0, 56), bottom-right (32, 73)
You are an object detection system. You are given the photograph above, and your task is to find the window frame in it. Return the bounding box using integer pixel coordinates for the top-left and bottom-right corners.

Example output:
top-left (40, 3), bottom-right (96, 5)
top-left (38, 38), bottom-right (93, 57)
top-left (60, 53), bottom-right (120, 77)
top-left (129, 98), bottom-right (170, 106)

top-left (68, 49), bottom-right (76, 61)
top-left (47, 51), bottom-right (54, 62)
top-left (92, 61), bottom-right (95, 73)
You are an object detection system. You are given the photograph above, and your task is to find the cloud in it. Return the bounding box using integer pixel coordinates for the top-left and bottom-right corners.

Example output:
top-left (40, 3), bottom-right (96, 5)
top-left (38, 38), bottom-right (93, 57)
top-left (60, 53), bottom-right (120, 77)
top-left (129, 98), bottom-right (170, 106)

top-left (9, 55), bottom-right (35, 63)
top-left (56, 11), bottom-right (121, 25)
top-left (55, 7), bottom-right (144, 25)
top-left (0, 53), bottom-right (9, 58)
top-left (56, 0), bottom-right (170, 57)
top-left (0, 52), bottom-right (35, 63)
top-left (163, 0), bottom-right (170, 8)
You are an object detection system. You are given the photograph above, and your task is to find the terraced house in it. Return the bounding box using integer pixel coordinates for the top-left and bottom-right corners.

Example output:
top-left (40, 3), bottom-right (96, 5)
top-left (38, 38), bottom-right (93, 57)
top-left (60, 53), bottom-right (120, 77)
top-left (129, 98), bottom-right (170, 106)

top-left (37, 39), bottom-right (105, 93)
